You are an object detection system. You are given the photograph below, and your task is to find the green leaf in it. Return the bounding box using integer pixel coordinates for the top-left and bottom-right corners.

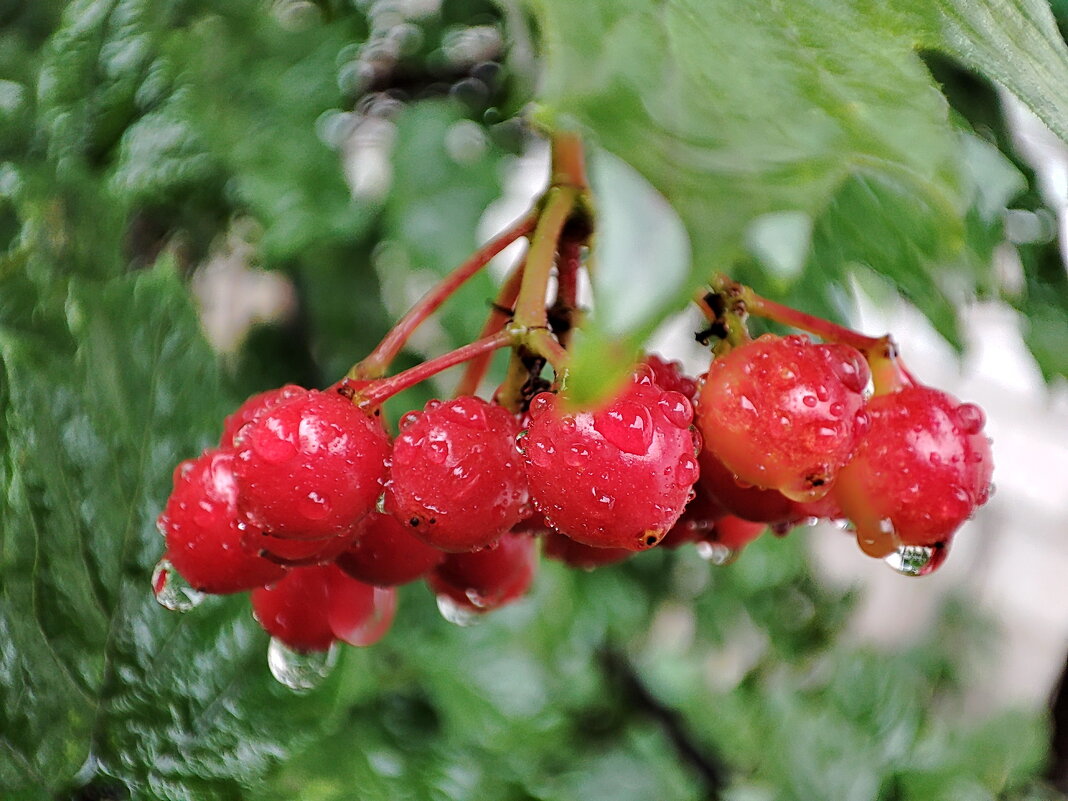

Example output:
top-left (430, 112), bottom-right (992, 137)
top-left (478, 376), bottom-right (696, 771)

top-left (530, 0), bottom-right (1058, 396)
top-left (0, 263), bottom-right (335, 798)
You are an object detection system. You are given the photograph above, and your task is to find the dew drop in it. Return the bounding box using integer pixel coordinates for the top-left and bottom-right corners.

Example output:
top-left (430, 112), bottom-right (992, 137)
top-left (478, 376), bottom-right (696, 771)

top-left (267, 637), bottom-right (339, 692)
top-left (675, 455), bottom-right (699, 488)
top-left (802, 395), bottom-right (818, 408)
top-left (152, 558), bottom-right (205, 612)
top-left (528, 393), bottom-right (553, 420)
top-left (425, 438), bottom-right (449, 464)
top-left (436, 594), bottom-right (483, 627)
top-left (155, 515), bottom-right (170, 538)
top-left (633, 364), bottom-right (657, 386)
top-left (565, 443), bottom-right (590, 467)
top-left (696, 541), bottom-right (737, 565)
top-left (657, 392), bottom-right (693, 428)
top-left (299, 492), bottom-right (331, 521)
top-left (514, 429), bottom-right (528, 454)
top-left (955, 403), bottom-right (985, 435)
top-left (399, 411), bottom-right (421, 430)
top-left (739, 395), bottom-right (757, 414)
top-left (594, 401), bottom-right (654, 455)
top-left (831, 355), bottom-right (868, 393)
top-left (883, 542), bottom-right (948, 577)
top-left (829, 402), bottom-right (845, 418)
top-left (815, 384), bottom-right (831, 402)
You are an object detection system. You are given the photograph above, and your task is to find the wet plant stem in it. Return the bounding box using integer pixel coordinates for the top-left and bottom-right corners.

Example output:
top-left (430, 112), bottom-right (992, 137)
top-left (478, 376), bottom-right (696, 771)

top-left (350, 211), bottom-right (537, 379)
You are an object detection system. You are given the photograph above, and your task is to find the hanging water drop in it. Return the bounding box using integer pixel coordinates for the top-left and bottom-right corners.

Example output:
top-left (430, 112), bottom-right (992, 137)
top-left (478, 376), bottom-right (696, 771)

top-left (151, 558), bottom-right (205, 612)
top-left (695, 541), bottom-right (737, 565)
top-left (435, 594), bottom-right (483, 627)
top-left (267, 637), bottom-right (339, 692)
top-left (883, 542), bottom-right (948, 577)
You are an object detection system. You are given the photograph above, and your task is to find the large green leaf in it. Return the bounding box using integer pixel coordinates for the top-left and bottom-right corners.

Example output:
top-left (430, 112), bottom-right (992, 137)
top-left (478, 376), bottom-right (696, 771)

top-left (0, 265), bottom-right (335, 799)
top-left (530, 0), bottom-right (1057, 397)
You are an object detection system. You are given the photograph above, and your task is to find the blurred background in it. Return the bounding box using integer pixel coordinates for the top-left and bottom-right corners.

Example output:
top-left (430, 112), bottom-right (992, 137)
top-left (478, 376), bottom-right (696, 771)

top-left (2, 1), bottom-right (1068, 800)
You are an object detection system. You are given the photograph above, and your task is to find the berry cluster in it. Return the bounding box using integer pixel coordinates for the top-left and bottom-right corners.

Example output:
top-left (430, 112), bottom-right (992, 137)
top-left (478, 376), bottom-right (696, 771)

top-left (154, 141), bottom-right (993, 680)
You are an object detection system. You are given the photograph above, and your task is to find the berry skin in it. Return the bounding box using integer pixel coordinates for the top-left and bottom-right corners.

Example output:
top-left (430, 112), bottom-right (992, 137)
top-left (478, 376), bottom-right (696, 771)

top-left (251, 564), bottom-right (396, 651)
top-left (696, 448), bottom-right (797, 524)
top-left (542, 531), bottom-right (632, 570)
top-left (644, 353), bottom-right (699, 399)
top-left (233, 390), bottom-right (390, 539)
top-left (697, 335), bottom-right (871, 502)
top-left (159, 449), bottom-right (287, 594)
top-left (713, 515), bottom-right (766, 551)
top-left (335, 512), bottom-right (445, 586)
top-left (521, 368), bottom-right (699, 550)
top-left (834, 385), bottom-right (993, 555)
top-left (220, 384), bottom-right (308, 447)
top-left (427, 533), bottom-right (537, 613)
top-left (243, 525), bottom-right (360, 567)
top-left (386, 396), bottom-right (528, 552)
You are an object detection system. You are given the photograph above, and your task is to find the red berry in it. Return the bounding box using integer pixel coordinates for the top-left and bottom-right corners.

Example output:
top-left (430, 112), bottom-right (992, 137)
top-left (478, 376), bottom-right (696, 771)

top-left (427, 533), bottom-right (537, 613)
top-left (386, 396), bottom-right (528, 552)
top-left (542, 531), bottom-right (632, 570)
top-left (696, 335), bottom-right (871, 501)
top-left (713, 515), bottom-right (766, 551)
top-left (251, 564), bottom-right (396, 651)
top-left (659, 482), bottom-right (723, 548)
top-left (521, 368), bottom-right (699, 550)
top-left (335, 512), bottom-right (445, 586)
top-left (644, 353), bottom-right (699, 399)
top-left (696, 448), bottom-right (797, 524)
top-left (251, 565), bottom-right (336, 652)
top-left (158, 449), bottom-right (287, 594)
top-left (220, 384), bottom-right (308, 447)
top-left (834, 385), bottom-right (993, 555)
top-left (243, 526), bottom-right (360, 567)
top-left (233, 390), bottom-right (390, 539)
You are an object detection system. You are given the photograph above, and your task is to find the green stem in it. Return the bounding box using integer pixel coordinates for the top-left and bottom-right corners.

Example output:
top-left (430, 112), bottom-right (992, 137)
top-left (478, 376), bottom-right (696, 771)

top-left (512, 185), bottom-right (577, 330)
top-left (351, 211), bottom-right (537, 379)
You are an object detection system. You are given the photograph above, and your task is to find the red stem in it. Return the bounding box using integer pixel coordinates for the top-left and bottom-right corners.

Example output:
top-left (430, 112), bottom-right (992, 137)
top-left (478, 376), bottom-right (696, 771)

top-left (453, 258), bottom-right (527, 397)
top-left (353, 329), bottom-right (514, 409)
top-left (352, 212), bottom-right (537, 378)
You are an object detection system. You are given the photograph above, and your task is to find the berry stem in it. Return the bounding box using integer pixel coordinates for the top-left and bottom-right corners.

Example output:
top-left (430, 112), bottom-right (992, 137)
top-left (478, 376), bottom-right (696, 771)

top-left (550, 129), bottom-right (589, 190)
top-left (351, 212), bottom-right (537, 379)
top-left (353, 329), bottom-right (515, 409)
top-left (550, 237), bottom-right (582, 350)
top-left (453, 258), bottom-right (528, 397)
top-left (512, 184), bottom-right (577, 331)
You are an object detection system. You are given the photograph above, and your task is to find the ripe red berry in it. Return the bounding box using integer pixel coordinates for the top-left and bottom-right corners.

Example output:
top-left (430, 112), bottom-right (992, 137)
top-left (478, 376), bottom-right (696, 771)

top-left (644, 353), bottom-right (699, 399)
top-left (696, 448), bottom-right (797, 524)
top-left (521, 368), bottom-right (699, 550)
top-left (385, 396), bottom-right (528, 552)
top-left (834, 385), bottom-right (993, 555)
top-left (158, 449), bottom-right (287, 594)
top-left (243, 525), bottom-right (360, 567)
top-left (427, 532), bottom-right (537, 613)
top-left (696, 335), bottom-right (871, 501)
top-left (233, 390), bottom-right (390, 539)
top-left (713, 515), bottom-right (766, 551)
top-left (220, 384), bottom-right (310, 448)
top-left (335, 512), bottom-right (445, 586)
top-left (659, 482), bottom-right (723, 548)
top-left (542, 531), bottom-right (632, 570)
top-left (251, 563), bottom-right (396, 651)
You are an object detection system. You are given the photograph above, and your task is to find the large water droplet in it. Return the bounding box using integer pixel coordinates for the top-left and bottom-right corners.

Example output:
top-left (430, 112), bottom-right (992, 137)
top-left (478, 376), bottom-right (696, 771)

top-left (884, 542), bottom-right (948, 577)
top-left (955, 403), bottom-right (985, 435)
top-left (831, 354), bottom-right (868, 393)
top-left (696, 541), bottom-right (737, 565)
top-left (675, 455), bottom-right (699, 488)
top-left (528, 393), bottom-right (553, 420)
top-left (152, 559), bottom-right (205, 612)
top-left (267, 638), bottom-right (339, 692)
top-left (657, 391), bottom-right (693, 428)
top-left (436, 594), bottom-right (482, 626)
top-left (565, 443), bottom-right (590, 467)
top-left (594, 401), bottom-right (654, 455)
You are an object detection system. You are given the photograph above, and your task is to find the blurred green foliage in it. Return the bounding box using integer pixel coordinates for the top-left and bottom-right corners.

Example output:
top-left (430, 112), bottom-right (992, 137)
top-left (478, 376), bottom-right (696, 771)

top-left (1, 0), bottom-right (1066, 799)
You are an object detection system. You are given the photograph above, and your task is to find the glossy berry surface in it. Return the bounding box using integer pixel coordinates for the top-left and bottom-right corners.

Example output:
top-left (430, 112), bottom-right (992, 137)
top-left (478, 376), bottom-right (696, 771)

top-left (324, 569), bottom-right (397, 647)
top-left (834, 385), bottom-right (993, 554)
top-left (386, 396), bottom-right (528, 552)
top-left (159, 449), bottom-right (286, 594)
top-left (697, 335), bottom-right (871, 501)
top-left (659, 482), bottom-right (723, 548)
top-left (335, 512), bottom-right (445, 586)
top-left (713, 515), bottom-right (767, 551)
top-left (644, 353), bottom-right (699, 399)
top-left (696, 448), bottom-right (797, 524)
top-left (542, 531), bottom-right (632, 570)
top-left (521, 368), bottom-right (699, 550)
top-left (233, 390), bottom-right (390, 539)
top-left (243, 525), bottom-right (360, 567)
top-left (427, 533), bottom-right (537, 612)
top-left (220, 384), bottom-right (308, 448)
top-left (251, 565), bottom-right (336, 652)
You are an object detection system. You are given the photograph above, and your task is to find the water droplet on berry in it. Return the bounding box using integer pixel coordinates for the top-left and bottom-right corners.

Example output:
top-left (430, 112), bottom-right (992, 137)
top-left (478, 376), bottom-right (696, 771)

top-left (657, 392), bottom-right (693, 428)
top-left (829, 402), bottom-right (845, 418)
top-left (954, 403), bottom-right (985, 435)
top-left (528, 393), bottom-right (553, 419)
top-left (251, 426), bottom-right (298, 463)
top-left (802, 395), bottom-right (818, 408)
top-left (299, 492), bottom-right (331, 520)
top-left (815, 385), bottom-right (831, 402)
top-left (156, 515), bottom-right (169, 538)
top-left (696, 541), bottom-right (737, 565)
top-left (425, 438), bottom-right (449, 464)
top-left (152, 558), bottom-right (205, 612)
top-left (594, 401), bottom-right (654, 455)
top-left (633, 364), bottom-right (657, 386)
top-left (267, 637), bottom-right (339, 692)
top-left (831, 354), bottom-right (868, 393)
top-left (884, 542), bottom-right (948, 577)
top-left (514, 430), bottom-right (528, 454)
top-left (675, 455), bottom-right (699, 487)
top-left (399, 411), bottom-right (421, 430)
top-left (565, 443), bottom-right (590, 467)
top-left (436, 594), bottom-right (483, 627)
top-left (739, 395), bottom-right (757, 414)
